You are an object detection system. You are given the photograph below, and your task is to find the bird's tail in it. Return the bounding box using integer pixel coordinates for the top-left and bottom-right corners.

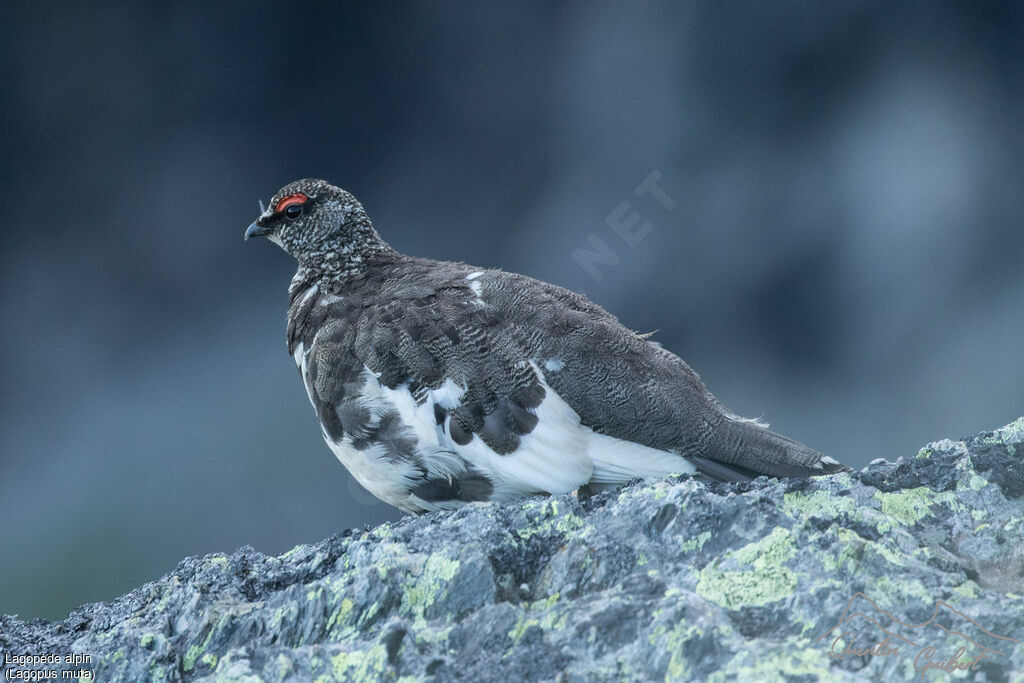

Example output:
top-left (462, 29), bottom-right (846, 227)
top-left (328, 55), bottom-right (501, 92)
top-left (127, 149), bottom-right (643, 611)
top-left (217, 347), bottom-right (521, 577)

top-left (691, 416), bottom-right (850, 482)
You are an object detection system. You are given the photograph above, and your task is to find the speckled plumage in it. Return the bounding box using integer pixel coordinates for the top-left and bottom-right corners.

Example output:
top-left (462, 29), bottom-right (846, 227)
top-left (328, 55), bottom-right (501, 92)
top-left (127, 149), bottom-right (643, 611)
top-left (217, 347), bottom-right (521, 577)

top-left (246, 179), bottom-right (848, 513)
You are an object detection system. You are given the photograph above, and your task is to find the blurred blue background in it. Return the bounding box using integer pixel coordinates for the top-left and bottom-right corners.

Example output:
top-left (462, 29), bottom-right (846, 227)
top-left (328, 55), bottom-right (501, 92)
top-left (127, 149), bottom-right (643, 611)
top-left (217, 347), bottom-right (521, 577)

top-left (2, 1), bottom-right (1022, 621)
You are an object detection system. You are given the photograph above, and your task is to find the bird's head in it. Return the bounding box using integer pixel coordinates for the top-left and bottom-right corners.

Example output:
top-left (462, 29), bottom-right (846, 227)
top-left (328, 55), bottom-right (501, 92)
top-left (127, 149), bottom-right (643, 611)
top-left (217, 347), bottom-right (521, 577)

top-left (245, 178), bottom-right (388, 269)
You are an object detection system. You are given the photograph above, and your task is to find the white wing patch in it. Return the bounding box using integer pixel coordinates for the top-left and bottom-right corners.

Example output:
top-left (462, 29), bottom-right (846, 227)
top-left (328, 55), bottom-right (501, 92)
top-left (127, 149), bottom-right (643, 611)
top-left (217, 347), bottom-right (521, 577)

top-left (293, 341), bottom-right (317, 412)
top-left (543, 358), bottom-right (564, 373)
top-left (376, 379), bottom-right (465, 481)
top-left (297, 347), bottom-right (696, 511)
top-left (430, 378), bottom-right (465, 409)
top-left (723, 410), bottom-right (770, 429)
top-left (465, 271), bottom-right (486, 303)
top-left (313, 369), bottom-right (461, 512)
top-left (429, 367), bottom-right (694, 495)
top-left (446, 373), bottom-right (593, 497)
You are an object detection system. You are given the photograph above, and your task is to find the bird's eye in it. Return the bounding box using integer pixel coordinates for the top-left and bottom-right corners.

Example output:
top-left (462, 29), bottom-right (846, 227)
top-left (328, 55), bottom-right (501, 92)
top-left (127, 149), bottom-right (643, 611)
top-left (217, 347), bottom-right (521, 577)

top-left (275, 193), bottom-right (309, 220)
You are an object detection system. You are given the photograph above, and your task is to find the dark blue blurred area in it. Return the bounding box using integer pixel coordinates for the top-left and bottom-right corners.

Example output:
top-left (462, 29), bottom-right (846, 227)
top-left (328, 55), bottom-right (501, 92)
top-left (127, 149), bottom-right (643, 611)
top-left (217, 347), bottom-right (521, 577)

top-left (2, 1), bottom-right (1022, 620)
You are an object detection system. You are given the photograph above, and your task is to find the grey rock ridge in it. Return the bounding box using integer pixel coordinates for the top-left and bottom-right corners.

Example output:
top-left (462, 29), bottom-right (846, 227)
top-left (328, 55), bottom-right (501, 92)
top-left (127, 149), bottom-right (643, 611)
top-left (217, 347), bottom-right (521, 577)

top-left (2, 420), bottom-right (1023, 682)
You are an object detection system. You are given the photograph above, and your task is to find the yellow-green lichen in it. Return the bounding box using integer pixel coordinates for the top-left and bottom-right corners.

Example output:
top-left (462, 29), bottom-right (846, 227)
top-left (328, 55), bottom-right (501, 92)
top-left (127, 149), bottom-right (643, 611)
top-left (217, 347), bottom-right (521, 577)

top-left (821, 528), bottom-right (864, 573)
top-left (951, 580), bottom-right (980, 601)
top-left (967, 473), bottom-right (989, 491)
top-left (657, 622), bottom-right (703, 680)
top-left (503, 606), bottom-right (569, 651)
top-left (399, 554), bottom-right (459, 618)
top-left (329, 651), bottom-right (351, 679)
top-left (326, 598), bottom-right (360, 642)
top-left (208, 554), bottom-right (229, 571)
top-left (680, 530), bottom-right (711, 552)
top-left (330, 645), bottom-right (387, 682)
top-left (516, 499), bottom-right (586, 541)
top-left (867, 574), bottom-right (931, 611)
top-left (183, 618), bottom-right (217, 672)
top-left (365, 600), bottom-right (381, 624)
top-left (874, 487), bottom-right (935, 526)
top-left (820, 525), bottom-right (908, 574)
top-left (707, 646), bottom-right (837, 682)
top-left (539, 606), bottom-right (568, 633)
top-left (873, 538), bottom-right (908, 568)
top-left (783, 490), bottom-right (857, 519)
top-left (529, 593), bottom-right (561, 611)
top-left (183, 645), bottom-right (203, 672)
top-left (509, 617), bottom-right (540, 643)
top-left (270, 653), bottom-right (293, 680)
top-left (696, 527), bottom-right (797, 610)
top-left (989, 417), bottom-right (1024, 453)
top-left (279, 544), bottom-right (304, 560)
top-left (269, 604), bottom-right (292, 631)
top-left (412, 622), bottom-right (453, 645)
top-left (833, 473), bottom-right (853, 488)
top-left (139, 633), bottom-right (155, 648)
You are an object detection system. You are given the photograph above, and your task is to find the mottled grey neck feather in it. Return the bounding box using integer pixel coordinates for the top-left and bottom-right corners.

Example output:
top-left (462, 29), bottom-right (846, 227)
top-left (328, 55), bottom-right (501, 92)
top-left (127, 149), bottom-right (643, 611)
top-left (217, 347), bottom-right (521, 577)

top-left (294, 218), bottom-right (398, 292)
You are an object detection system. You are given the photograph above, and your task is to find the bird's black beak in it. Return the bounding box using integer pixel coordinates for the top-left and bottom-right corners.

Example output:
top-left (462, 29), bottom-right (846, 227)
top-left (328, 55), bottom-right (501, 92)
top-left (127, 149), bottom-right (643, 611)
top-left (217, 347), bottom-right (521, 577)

top-left (245, 221), bottom-right (272, 241)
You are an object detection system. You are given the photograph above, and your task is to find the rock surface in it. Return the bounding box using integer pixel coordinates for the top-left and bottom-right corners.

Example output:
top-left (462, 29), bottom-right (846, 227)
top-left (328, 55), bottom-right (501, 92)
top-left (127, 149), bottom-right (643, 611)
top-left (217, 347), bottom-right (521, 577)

top-left (2, 420), bottom-right (1023, 682)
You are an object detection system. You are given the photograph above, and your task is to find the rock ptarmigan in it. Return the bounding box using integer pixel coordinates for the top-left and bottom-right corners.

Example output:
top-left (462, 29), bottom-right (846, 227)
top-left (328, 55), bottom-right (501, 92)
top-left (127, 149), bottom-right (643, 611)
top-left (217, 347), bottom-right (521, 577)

top-left (245, 178), bottom-right (848, 513)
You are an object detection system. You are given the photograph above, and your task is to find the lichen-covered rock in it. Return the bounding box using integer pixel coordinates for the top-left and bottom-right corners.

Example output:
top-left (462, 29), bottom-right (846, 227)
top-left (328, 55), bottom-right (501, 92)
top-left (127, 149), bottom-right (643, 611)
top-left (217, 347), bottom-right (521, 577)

top-left (3, 420), bottom-right (1023, 682)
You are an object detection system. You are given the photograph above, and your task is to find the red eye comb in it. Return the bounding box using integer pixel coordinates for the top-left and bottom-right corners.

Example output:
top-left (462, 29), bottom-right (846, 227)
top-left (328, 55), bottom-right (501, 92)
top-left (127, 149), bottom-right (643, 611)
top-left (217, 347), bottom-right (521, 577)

top-left (274, 193), bottom-right (308, 213)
